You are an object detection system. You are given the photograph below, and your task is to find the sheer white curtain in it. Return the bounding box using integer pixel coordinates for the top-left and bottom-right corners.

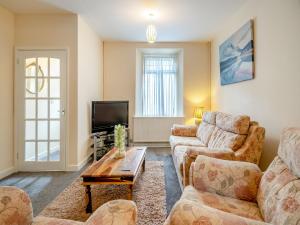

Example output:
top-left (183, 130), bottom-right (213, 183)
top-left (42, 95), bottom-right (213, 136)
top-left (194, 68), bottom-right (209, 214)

top-left (142, 54), bottom-right (178, 117)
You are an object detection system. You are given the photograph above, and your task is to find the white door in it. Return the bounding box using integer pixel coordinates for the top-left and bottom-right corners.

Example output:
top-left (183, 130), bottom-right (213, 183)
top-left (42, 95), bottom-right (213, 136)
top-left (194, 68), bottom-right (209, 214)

top-left (15, 50), bottom-right (67, 171)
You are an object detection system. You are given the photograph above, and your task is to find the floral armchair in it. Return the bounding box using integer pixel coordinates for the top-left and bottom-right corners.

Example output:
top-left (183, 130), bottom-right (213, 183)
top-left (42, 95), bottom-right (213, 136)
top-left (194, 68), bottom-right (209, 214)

top-left (165, 127), bottom-right (300, 225)
top-left (0, 186), bottom-right (137, 225)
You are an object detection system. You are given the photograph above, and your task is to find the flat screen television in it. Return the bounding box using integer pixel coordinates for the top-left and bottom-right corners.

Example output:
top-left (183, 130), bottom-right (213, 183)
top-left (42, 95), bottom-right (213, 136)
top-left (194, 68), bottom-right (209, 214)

top-left (91, 101), bottom-right (129, 133)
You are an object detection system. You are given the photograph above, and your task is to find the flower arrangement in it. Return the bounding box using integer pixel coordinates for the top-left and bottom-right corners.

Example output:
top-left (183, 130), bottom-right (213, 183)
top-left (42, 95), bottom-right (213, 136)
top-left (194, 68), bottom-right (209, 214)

top-left (114, 124), bottom-right (126, 159)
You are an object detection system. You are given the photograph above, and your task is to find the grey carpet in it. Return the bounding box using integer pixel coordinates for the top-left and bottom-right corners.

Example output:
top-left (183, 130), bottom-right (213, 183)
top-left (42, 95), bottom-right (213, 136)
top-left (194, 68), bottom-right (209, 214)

top-left (0, 147), bottom-right (182, 216)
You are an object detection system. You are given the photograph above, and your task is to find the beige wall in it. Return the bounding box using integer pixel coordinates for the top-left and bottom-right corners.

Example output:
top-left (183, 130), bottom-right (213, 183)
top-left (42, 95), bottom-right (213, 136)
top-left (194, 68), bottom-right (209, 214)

top-left (211, 0), bottom-right (300, 170)
top-left (77, 16), bottom-right (103, 165)
top-left (103, 42), bottom-right (211, 138)
top-left (0, 6), bottom-right (15, 178)
top-left (15, 14), bottom-right (79, 168)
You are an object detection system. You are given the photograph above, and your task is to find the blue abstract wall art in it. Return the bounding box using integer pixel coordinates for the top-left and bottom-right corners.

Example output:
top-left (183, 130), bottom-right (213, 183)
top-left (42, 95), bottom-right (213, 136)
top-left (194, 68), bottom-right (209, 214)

top-left (219, 20), bottom-right (254, 85)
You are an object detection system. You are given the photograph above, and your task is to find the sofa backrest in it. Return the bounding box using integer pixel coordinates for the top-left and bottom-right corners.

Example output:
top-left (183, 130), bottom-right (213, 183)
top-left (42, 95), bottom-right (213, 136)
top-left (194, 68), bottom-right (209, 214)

top-left (257, 127), bottom-right (300, 225)
top-left (196, 112), bottom-right (217, 145)
top-left (207, 112), bottom-right (250, 151)
top-left (215, 112), bottom-right (250, 135)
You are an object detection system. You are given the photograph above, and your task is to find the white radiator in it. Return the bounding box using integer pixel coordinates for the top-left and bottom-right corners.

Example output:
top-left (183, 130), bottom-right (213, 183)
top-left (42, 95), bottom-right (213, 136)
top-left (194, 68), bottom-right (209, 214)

top-left (133, 117), bottom-right (184, 142)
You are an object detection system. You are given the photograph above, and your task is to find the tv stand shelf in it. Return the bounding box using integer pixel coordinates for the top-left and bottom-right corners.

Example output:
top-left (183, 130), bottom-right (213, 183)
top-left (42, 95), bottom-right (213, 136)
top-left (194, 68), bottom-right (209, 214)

top-left (92, 128), bottom-right (129, 161)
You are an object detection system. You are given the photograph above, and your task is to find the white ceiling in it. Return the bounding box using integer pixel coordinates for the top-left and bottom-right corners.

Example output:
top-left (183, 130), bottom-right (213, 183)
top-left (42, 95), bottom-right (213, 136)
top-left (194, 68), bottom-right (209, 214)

top-left (0, 0), bottom-right (247, 41)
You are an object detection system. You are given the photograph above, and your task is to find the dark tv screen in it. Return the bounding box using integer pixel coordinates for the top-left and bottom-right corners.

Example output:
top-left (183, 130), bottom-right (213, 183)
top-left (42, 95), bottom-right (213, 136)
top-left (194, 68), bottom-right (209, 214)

top-left (92, 101), bottom-right (128, 133)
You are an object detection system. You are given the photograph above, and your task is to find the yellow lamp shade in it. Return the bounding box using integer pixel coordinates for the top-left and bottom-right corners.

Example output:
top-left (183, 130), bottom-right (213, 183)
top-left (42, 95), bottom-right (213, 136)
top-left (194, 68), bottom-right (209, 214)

top-left (193, 107), bottom-right (204, 119)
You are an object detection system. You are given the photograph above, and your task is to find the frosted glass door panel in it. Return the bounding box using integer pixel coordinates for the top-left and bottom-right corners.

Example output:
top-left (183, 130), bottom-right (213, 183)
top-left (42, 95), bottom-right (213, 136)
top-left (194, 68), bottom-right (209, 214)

top-left (50, 100), bottom-right (60, 119)
top-left (25, 142), bottom-right (35, 161)
top-left (50, 58), bottom-right (60, 77)
top-left (20, 53), bottom-right (65, 168)
top-left (25, 100), bottom-right (36, 119)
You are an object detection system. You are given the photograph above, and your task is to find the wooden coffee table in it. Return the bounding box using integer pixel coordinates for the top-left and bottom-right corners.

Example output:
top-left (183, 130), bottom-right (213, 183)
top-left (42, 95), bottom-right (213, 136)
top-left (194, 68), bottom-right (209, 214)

top-left (81, 146), bottom-right (147, 213)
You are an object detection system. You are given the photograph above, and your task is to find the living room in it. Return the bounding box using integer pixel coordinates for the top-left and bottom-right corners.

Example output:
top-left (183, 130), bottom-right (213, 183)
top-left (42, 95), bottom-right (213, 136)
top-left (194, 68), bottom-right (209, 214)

top-left (0, 0), bottom-right (299, 225)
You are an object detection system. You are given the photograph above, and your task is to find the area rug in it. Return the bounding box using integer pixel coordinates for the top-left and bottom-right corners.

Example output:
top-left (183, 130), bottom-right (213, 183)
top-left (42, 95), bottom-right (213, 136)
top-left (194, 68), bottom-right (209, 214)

top-left (39, 161), bottom-right (167, 225)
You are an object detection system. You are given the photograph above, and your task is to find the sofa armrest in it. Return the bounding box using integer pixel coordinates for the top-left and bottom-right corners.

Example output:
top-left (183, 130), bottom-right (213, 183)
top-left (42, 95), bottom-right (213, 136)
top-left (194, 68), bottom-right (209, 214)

top-left (183, 147), bottom-right (234, 186)
top-left (171, 124), bottom-right (197, 137)
top-left (234, 125), bottom-right (265, 165)
top-left (164, 199), bottom-right (270, 225)
top-left (85, 200), bottom-right (137, 225)
top-left (190, 155), bottom-right (262, 202)
top-left (0, 186), bottom-right (33, 225)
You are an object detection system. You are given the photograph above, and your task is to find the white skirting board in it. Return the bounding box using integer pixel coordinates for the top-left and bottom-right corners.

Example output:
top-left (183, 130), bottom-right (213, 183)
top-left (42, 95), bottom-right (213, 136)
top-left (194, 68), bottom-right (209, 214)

top-left (132, 142), bottom-right (170, 148)
top-left (66, 152), bottom-right (93, 171)
top-left (133, 117), bottom-right (184, 142)
top-left (0, 167), bottom-right (16, 180)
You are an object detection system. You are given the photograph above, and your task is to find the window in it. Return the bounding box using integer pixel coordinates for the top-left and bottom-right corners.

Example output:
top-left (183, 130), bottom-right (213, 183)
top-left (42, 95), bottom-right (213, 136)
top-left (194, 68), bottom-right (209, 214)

top-left (135, 48), bottom-right (183, 117)
top-left (142, 54), bottom-right (178, 116)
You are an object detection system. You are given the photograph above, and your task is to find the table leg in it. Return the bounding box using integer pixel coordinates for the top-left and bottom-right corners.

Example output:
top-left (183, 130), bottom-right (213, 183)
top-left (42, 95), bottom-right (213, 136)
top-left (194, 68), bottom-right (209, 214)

top-left (142, 159), bottom-right (146, 171)
top-left (85, 185), bottom-right (92, 213)
top-left (128, 184), bottom-right (133, 200)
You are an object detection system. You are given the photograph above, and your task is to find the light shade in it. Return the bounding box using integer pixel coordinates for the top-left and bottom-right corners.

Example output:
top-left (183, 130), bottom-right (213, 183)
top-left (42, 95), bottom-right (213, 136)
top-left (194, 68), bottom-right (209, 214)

top-left (146, 24), bottom-right (157, 43)
top-left (193, 107), bottom-right (204, 119)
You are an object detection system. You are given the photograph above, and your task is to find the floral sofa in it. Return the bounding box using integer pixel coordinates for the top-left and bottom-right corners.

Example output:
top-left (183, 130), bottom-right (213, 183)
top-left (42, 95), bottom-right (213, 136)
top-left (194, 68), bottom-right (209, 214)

top-left (0, 186), bottom-right (137, 225)
top-left (165, 127), bottom-right (300, 225)
top-left (170, 111), bottom-right (265, 188)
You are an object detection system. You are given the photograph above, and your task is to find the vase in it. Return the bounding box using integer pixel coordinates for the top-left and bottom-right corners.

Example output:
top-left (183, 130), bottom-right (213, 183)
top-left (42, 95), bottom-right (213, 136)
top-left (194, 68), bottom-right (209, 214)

top-left (114, 147), bottom-right (126, 159)
top-left (114, 124), bottom-right (126, 159)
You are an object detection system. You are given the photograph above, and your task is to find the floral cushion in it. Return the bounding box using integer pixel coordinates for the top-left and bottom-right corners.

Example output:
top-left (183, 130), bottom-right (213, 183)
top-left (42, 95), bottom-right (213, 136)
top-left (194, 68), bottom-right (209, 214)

top-left (216, 112), bottom-right (250, 135)
top-left (0, 186), bottom-right (33, 225)
top-left (181, 186), bottom-right (263, 221)
top-left (171, 124), bottom-right (197, 137)
top-left (191, 155), bottom-right (262, 202)
top-left (202, 112), bottom-right (217, 125)
top-left (196, 122), bottom-right (215, 146)
top-left (277, 127), bottom-right (300, 177)
top-left (257, 156), bottom-right (300, 225)
top-left (85, 200), bottom-right (137, 225)
top-left (33, 216), bottom-right (83, 225)
top-left (169, 135), bottom-right (205, 150)
top-left (207, 127), bottom-right (247, 151)
top-left (164, 199), bottom-right (270, 225)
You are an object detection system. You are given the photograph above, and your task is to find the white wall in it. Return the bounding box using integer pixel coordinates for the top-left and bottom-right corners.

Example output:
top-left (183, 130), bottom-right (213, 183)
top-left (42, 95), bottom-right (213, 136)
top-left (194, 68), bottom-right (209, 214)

top-left (103, 42), bottom-right (211, 140)
top-left (0, 6), bottom-right (15, 178)
top-left (211, 0), bottom-right (300, 170)
top-left (77, 16), bottom-right (103, 166)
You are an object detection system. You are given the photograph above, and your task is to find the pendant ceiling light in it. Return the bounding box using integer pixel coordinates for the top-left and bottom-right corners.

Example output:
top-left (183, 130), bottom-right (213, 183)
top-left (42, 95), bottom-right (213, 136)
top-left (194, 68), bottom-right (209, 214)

top-left (146, 24), bottom-right (157, 44)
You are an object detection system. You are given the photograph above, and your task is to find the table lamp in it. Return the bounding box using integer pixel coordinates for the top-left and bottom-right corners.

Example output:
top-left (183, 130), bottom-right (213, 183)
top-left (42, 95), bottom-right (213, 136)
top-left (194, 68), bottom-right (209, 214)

top-left (193, 107), bottom-right (204, 125)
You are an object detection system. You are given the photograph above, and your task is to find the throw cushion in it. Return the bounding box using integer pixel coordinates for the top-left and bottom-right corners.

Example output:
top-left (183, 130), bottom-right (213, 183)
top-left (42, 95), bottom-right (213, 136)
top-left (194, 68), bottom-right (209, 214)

top-left (202, 111), bottom-right (217, 125)
top-left (196, 122), bottom-right (215, 146)
top-left (216, 112), bottom-right (250, 135)
top-left (208, 127), bottom-right (247, 151)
